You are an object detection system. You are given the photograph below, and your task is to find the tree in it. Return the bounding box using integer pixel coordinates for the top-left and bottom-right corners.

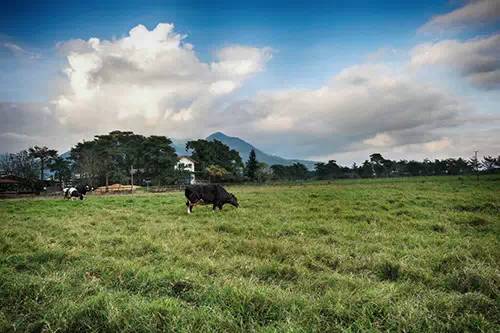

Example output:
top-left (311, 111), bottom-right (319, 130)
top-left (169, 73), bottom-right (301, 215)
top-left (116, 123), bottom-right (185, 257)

top-left (370, 153), bottom-right (387, 177)
top-left (290, 163), bottom-right (308, 180)
top-left (469, 154), bottom-right (480, 179)
top-left (315, 160), bottom-right (343, 179)
top-left (270, 165), bottom-right (287, 180)
top-left (481, 156), bottom-right (498, 173)
top-left (48, 157), bottom-right (71, 184)
top-left (141, 135), bottom-right (177, 185)
top-left (0, 150), bottom-right (41, 191)
top-left (28, 146), bottom-right (58, 180)
top-left (71, 141), bottom-right (102, 186)
top-left (445, 158), bottom-right (471, 175)
top-left (245, 149), bottom-right (259, 181)
top-left (1, 150), bottom-right (39, 180)
top-left (186, 139), bottom-right (243, 179)
top-left (270, 163), bottom-right (309, 180)
top-left (255, 162), bottom-right (272, 182)
top-left (359, 160), bottom-right (374, 178)
top-left (206, 164), bottom-right (229, 183)
top-left (70, 131), bottom-right (178, 187)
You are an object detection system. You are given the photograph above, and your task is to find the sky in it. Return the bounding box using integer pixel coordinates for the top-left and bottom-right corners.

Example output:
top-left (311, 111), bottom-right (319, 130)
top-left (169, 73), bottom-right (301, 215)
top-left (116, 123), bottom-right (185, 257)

top-left (0, 0), bottom-right (499, 164)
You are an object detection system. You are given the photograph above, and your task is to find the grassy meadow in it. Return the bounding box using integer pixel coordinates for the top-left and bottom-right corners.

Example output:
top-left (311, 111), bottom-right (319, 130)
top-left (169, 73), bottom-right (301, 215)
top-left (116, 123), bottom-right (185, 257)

top-left (0, 176), bottom-right (499, 332)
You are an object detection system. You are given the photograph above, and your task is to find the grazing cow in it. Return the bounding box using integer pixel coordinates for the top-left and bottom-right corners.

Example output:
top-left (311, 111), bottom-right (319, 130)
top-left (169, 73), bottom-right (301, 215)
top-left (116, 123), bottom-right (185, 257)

top-left (63, 185), bottom-right (91, 200)
top-left (185, 184), bottom-right (239, 214)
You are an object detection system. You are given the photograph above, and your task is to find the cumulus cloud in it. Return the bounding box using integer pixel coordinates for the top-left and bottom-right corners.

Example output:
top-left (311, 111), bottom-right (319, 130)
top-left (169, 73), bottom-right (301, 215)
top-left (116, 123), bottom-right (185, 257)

top-left (363, 133), bottom-right (395, 147)
top-left (411, 34), bottom-right (500, 90)
top-left (52, 23), bottom-right (272, 137)
top-left (419, 0), bottom-right (500, 33)
top-left (216, 64), bottom-right (467, 158)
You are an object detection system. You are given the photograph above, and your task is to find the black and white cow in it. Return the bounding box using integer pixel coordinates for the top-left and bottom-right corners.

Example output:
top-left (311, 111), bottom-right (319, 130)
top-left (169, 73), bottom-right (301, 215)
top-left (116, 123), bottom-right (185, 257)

top-left (185, 184), bottom-right (239, 214)
top-left (63, 185), bottom-right (91, 200)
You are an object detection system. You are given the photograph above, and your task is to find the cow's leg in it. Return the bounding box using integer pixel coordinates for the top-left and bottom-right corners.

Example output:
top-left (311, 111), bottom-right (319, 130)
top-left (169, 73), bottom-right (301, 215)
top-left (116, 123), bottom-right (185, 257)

top-left (212, 204), bottom-right (218, 211)
top-left (218, 203), bottom-right (224, 210)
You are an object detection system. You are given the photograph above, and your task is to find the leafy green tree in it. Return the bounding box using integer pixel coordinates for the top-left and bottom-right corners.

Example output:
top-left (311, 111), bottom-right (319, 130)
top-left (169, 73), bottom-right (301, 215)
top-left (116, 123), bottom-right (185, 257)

top-left (28, 146), bottom-right (58, 180)
top-left (48, 157), bottom-right (71, 184)
top-left (290, 163), bottom-right (308, 179)
top-left (482, 155), bottom-right (498, 172)
top-left (186, 139), bottom-right (243, 179)
top-left (271, 163), bottom-right (309, 180)
top-left (71, 131), bottom-right (178, 187)
top-left (0, 150), bottom-right (39, 180)
top-left (359, 160), bottom-right (374, 178)
top-left (71, 141), bottom-right (102, 186)
top-left (245, 149), bottom-right (259, 181)
top-left (206, 164), bottom-right (229, 183)
top-left (0, 150), bottom-right (41, 191)
top-left (445, 158), bottom-right (471, 175)
top-left (255, 162), bottom-right (272, 182)
top-left (482, 156), bottom-right (495, 171)
top-left (141, 136), bottom-right (177, 185)
top-left (469, 154), bottom-right (480, 178)
top-left (315, 160), bottom-right (343, 179)
top-left (370, 153), bottom-right (387, 177)
top-left (406, 160), bottom-right (422, 176)
top-left (270, 165), bottom-right (287, 180)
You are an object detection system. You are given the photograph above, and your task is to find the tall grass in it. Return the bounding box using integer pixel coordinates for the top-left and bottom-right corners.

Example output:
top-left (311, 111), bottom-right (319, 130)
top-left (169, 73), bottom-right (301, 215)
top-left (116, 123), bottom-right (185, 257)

top-left (0, 176), bottom-right (498, 332)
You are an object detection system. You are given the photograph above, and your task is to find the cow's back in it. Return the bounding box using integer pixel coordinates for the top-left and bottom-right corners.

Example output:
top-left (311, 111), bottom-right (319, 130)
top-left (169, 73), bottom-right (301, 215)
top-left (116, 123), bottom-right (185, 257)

top-left (185, 185), bottom-right (218, 203)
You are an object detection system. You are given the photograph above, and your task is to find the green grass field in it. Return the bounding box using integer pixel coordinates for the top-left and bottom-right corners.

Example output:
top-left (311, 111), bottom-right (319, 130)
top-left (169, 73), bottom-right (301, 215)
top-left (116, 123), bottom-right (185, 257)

top-left (0, 176), bottom-right (499, 332)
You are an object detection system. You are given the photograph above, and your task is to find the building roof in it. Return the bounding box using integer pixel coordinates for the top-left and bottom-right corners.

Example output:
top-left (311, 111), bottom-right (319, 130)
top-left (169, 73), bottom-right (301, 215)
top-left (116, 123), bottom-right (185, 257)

top-left (177, 156), bottom-right (196, 163)
top-left (0, 178), bottom-right (19, 184)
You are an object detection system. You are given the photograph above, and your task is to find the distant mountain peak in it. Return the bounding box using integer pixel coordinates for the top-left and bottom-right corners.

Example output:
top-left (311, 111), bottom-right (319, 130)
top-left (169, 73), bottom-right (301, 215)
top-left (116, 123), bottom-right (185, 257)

top-left (205, 132), bottom-right (317, 170)
top-left (209, 131), bottom-right (228, 138)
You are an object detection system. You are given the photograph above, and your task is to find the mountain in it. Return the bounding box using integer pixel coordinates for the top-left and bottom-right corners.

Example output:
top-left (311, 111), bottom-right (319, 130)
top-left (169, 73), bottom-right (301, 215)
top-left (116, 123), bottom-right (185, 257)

top-left (206, 132), bottom-right (317, 170)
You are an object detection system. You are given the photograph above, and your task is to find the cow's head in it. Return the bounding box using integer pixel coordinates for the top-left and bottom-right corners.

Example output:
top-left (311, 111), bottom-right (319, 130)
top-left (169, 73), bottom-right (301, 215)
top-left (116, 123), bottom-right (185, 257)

top-left (80, 185), bottom-right (91, 195)
top-left (228, 193), bottom-right (239, 208)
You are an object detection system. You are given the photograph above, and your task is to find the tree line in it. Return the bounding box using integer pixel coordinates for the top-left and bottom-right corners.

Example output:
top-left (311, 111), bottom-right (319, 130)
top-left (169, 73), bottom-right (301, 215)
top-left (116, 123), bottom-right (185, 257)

top-left (1, 130), bottom-right (499, 189)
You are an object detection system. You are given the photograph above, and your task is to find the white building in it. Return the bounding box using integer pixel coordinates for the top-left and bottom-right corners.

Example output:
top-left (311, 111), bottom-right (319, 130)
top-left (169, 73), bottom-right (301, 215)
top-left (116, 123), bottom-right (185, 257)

top-left (175, 156), bottom-right (196, 184)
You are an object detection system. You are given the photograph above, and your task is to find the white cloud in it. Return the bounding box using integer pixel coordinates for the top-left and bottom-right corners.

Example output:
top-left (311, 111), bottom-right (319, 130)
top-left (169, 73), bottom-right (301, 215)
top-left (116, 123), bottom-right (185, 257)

top-left (216, 64), bottom-right (468, 158)
top-left (411, 34), bottom-right (500, 90)
top-left (0, 102), bottom-right (75, 153)
top-left (423, 137), bottom-right (451, 152)
top-left (419, 0), bottom-right (500, 33)
top-left (52, 23), bottom-right (271, 137)
top-left (363, 133), bottom-right (395, 147)
top-left (1, 42), bottom-right (40, 59)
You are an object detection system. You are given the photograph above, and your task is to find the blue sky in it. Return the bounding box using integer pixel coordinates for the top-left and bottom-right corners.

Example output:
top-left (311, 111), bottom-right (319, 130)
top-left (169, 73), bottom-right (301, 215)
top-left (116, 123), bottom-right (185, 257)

top-left (0, 0), bottom-right (455, 100)
top-left (0, 0), bottom-right (499, 163)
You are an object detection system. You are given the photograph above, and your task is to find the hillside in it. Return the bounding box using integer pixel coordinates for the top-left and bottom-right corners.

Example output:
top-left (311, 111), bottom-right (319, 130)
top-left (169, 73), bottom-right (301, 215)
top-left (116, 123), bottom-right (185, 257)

top-left (206, 132), bottom-right (317, 169)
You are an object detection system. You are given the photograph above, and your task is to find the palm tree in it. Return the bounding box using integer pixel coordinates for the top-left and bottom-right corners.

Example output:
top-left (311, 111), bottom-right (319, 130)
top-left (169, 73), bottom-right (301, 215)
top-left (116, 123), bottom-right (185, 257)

top-left (28, 146), bottom-right (58, 180)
